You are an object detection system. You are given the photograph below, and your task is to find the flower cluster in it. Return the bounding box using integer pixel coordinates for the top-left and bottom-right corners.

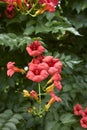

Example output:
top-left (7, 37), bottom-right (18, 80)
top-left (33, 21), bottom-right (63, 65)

top-left (74, 104), bottom-right (87, 128)
top-left (7, 40), bottom-right (62, 116)
top-left (2, 0), bottom-right (60, 16)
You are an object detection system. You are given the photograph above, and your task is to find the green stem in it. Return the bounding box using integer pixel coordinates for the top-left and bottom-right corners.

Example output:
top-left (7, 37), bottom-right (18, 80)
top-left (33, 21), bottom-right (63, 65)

top-left (42, 84), bottom-right (48, 91)
top-left (39, 93), bottom-right (47, 96)
top-left (25, 0), bottom-right (39, 16)
top-left (38, 83), bottom-right (42, 112)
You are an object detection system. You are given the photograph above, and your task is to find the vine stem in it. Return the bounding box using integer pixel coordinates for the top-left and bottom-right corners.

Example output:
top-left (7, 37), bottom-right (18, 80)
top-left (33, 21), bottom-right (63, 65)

top-left (38, 83), bottom-right (42, 112)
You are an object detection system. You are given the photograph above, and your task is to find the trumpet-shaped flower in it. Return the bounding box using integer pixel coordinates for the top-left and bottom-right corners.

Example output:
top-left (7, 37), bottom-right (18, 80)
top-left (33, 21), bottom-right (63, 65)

top-left (3, 0), bottom-right (22, 9)
top-left (45, 92), bottom-right (61, 111)
top-left (73, 104), bottom-right (82, 116)
top-left (54, 81), bottom-right (62, 90)
top-left (45, 97), bottom-right (55, 111)
top-left (39, 0), bottom-right (59, 12)
top-left (7, 62), bottom-right (25, 77)
top-left (26, 40), bottom-right (45, 57)
top-left (3, 0), bottom-right (16, 4)
top-left (5, 4), bottom-right (15, 18)
top-left (80, 107), bottom-right (87, 117)
top-left (52, 72), bottom-right (62, 81)
top-left (39, 0), bottom-right (59, 6)
top-left (83, 108), bottom-right (87, 117)
top-left (80, 116), bottom-right (87, 128)
top-left (30, 55), bottom-right (44, 64)
top-left (30, 90), bottom-right (38, 100)
top-left (28, 56), bottom-right (48, 70)
top-left (43, 56), bottom-right (62, 75)
top-left (50, 91), bottom-right (62, 102)
top-left (26, 64), bottom-right (49, 82)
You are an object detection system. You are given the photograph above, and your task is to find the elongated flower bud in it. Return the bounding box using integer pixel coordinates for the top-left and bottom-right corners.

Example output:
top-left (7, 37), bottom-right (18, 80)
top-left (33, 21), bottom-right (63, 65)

top-left (46, 83), bottom-right (54, 93)
top-left (23, 90), bottom-right (30, 97)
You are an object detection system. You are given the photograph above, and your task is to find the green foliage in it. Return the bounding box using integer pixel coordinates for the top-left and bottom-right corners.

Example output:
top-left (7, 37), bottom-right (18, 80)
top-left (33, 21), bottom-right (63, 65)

top-left (0, 33), bottom-right (32, 50)
top-left (0, 109), bottom-right (23, 130)
top-left (69, 0), bottom-right (87, 13)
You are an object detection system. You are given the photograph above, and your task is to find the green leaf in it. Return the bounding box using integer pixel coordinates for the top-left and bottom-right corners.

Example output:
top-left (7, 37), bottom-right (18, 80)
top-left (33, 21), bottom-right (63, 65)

top-left (71, 0), bottom-right (87, 13)
top-left (57, 125), bottom-right (71, 130)
top-left (23, 26), bottom-right (35, 35)
top-left (0, 110), bottom-right (22, 130)
top-left (0, 110), bottom-right (13, 120)
top-left (5, 122), bottom-right (17, 130)
top-left (13, 114), bottom-right (23, 120)
top-left (0, 117), bottom-right (6, 122)
top-left (26, 118), bottom-right (35, 128)
top-left (9, 118), bottom-right (19, 124)
top-left (46, 12), bottom-right (55, 21)
top-left (65, 27), bottom-right (80, 36)
top-left (63, 85), bottom-right (72, 92)
top-left (35, 24), bottom-right (51, 34)
top-left (60, 113), bottom-right (77, 124)
top-left (45, 121), bottom-right (57, 130)
top-left (51, 122), bottom-right (71, 130)
top-left (4, 109), bottom-right (13, 116)
top-left (74, 126), bottom-right (85, 130)
top-left (2, 128), bottom-right (10, 130)
top-left (51, 122), bottom-right (61, 130)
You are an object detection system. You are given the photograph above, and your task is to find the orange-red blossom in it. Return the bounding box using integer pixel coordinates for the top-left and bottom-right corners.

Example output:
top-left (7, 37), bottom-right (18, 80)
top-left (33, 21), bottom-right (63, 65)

top-left (7, 62), bottom-right (25, 77)
top-left (45, 96), bottom-right (62, 111)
